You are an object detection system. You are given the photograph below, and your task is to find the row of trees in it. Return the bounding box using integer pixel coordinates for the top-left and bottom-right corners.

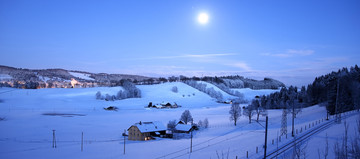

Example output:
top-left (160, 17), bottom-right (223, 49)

top-left (96, 79), bottom-right (141, 101)
top-left (259, 65), bottom-right (360, 115)
top-left (309, 66), bottom-right (360, 114)
top-left (259, 86), bottom-right (307, 110)
top-left (183, 80), bottom-right (224, 101)
top-left (183, 80), bottom-right (247, 102)
top-left (229, 99), bottom-right (268, 125)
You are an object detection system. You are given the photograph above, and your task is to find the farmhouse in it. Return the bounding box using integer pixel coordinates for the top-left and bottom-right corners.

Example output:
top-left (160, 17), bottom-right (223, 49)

top-left (128, 121), bottom-right (166, 141)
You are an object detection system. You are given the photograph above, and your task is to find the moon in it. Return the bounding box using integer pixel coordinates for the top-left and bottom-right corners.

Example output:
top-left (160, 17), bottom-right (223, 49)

top-left (198, 12), bottom-right (209, 24)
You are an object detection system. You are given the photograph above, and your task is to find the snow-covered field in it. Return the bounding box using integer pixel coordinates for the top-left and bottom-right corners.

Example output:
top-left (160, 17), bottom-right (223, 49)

top-left (0, 83), bottom-right (359, 159)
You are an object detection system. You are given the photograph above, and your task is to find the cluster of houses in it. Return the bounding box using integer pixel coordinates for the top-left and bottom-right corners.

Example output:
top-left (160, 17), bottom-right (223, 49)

top-left (127, 121), bottom-right (197, 141)
top-left (146, 102), bottom-right (181, 109)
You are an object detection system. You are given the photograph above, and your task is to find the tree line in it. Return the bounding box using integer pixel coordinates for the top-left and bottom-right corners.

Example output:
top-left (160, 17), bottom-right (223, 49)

top-left (260, 65), bottom-right (360, 115)
top-left (96, 79), bottom-right (141, 101)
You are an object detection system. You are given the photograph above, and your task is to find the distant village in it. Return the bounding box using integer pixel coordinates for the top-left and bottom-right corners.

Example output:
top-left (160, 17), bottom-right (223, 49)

top-left (145, 102), bottom-right (180, 109)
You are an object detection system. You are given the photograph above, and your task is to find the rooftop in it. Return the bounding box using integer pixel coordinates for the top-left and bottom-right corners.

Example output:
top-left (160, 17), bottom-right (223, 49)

top-left (133, 121), bottom-right (166, 133)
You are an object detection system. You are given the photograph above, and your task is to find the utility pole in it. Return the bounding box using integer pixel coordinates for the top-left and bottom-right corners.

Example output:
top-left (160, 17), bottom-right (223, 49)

top-left (326, 110), bottom-right (329, 120)
top-left (123, 129), bottom-right (126, 155)
top-left (190, 129), bottom-right (193, 153)
top-left (52, 130), bottom-right (57, 148)
top-left (335, 78), bottom-right (341, 123)
top-left (81, 132), bottom-right (83, 152)
top-left (263, 116), bottom-right (268, 159)
top-left (292, 99), bottom-right (295, 137)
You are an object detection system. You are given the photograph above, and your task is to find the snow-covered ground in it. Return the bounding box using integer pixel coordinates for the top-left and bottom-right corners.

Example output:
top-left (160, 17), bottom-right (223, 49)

top-left (69, 72), bottom-right (94, 81)
top-left (0, 83), bottom-right (358, 159)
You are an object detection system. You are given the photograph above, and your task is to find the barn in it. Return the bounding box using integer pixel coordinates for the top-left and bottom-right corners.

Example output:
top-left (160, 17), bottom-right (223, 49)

top-left (127, 121), bottom-right (166, 141)
top-left (174, 122), bottom-right (197, 133)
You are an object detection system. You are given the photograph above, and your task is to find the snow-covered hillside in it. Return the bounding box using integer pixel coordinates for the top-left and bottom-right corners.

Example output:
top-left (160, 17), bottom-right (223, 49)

top-left (231, 88), bottom-right (280, 101)
top-left (0, 84), bottom-right (358, 159)
top-left (69, 72), bottom-right (94, 81)
top-left (0, 74), bottom-right (12, 80)
top-left (196, 81), bottom-right (238, 100)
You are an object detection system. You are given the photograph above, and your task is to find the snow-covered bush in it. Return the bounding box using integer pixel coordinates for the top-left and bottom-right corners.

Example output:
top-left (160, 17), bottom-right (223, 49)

top-left (95, 80), bottom-right (141, 101)
top-left (167, 120), bottom-right (177, 131)
top-left (198, 120), bottom-right (203, 127)
top-left (95, 91), bottom-right (103, 100)
top-left (171, 86), bottom-right (178, 93)
top-left (198, 118), bottom-right (209, 129)
top-left (204, 118), bottom-right (209, 128)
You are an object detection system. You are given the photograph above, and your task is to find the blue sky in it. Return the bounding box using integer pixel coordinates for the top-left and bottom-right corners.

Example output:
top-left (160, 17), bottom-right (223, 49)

top-left (1, 0), bottom-right (359, 86)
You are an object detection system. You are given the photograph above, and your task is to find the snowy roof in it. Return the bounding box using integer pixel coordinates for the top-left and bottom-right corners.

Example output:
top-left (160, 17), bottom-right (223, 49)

top-left (175, 124), bottom-right (192, 132)
top-left (161, 101), bottom-right (172, 106)
top-left (133, 121), bottom-right (166, 133)
top-left (154, 104), bottom-right (164, 108)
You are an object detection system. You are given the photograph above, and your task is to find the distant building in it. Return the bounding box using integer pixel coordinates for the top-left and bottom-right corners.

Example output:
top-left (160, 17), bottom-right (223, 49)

top-left (127, 121), bottom-right (166, 141)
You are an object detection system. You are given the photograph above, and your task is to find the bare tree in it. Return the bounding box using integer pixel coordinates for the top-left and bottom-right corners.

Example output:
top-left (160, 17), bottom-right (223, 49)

top-left (180, 110), bottom-right (193, 124)
top-left (253, 99), bottom-right (268, 122)
top-left (167, 120), bottom-right (177, 131)
top-left (334, 120), bottom-right (350, 159)
top-left (293, 139), bottom-right (308, 159)
top-left (198, 120), bottom-right (203, 128)
top-left (243, 104), bottom-right (255, 123)
top-left (229, 102), bottom-right (241, 126)
top-left (345, 120), bottom-right (349, 159)
top-left (324, 134), bottom-right (329, 159)
top-left (95, 91), bottom-right (102, 99)
top-left (349, 118), bottom-right (360, 158)
top-left (204, 118), bottom-right (209, 128)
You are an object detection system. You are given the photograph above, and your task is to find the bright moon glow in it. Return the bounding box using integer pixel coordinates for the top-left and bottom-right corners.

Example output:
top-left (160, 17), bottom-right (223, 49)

top-left (198, 13), bottom-right (209, 24)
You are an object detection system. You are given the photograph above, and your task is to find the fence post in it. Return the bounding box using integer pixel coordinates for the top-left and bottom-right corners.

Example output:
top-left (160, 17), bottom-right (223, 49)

top-left (81, 132), bottom-right (83, 152)
top-left (256, 147), bottom-right (258, 153)
top-left (52, 130), bottom-right (57, 148)
top-left (247, 151), bottom-right (248, 158)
